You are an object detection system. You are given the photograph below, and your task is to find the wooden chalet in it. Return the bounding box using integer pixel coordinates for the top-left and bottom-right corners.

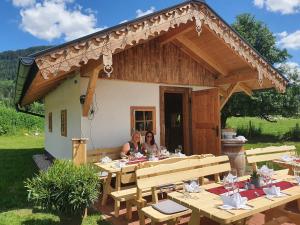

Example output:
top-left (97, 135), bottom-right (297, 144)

top-left (15, 0), bottom-right (288, 160)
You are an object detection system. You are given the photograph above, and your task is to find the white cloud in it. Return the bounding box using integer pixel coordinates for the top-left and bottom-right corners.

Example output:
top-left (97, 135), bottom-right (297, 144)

top-left (12, 0), bottom-right (35, 7)
top-left (253, 0), bottom-right (300, 14)
top-left (277, 30), bottom-right (300, 49)
top-left (253, 0), bottom-right (264, 8)
top-left (136, 6), bottom-right (155, 17)
top-left (12, 0), bottom-right (104, 41)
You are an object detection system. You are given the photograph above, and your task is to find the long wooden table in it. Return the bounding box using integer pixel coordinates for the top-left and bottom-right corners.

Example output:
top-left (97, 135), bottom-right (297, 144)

top-left (168, 174), bottom-right (300, 225)
top-left (273, 158), bottom-right (300, 175)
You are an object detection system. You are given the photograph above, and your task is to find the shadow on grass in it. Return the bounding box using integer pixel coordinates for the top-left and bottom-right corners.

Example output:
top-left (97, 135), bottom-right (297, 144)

top-left (0, 147), bottom-right (45, 212)
top-left (21, 219), bottom-right (59, 225)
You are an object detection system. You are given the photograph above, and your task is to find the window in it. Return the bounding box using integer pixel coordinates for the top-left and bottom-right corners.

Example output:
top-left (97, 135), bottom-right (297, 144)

top-left (130, 106), bottom-right (156, 135)
top-left (48, 112), bottom-right (52, 132)
top-left (61, 110), bottom-right (67, 137)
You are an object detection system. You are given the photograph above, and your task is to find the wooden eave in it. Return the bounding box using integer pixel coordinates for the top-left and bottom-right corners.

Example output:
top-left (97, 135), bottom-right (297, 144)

top-left (18, 0), bottom-right (287, 106)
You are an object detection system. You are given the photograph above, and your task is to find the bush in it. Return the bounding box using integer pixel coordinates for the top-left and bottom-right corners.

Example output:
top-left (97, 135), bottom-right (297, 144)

top-left (236, 120), bottom-right (262, 138)
top-left (25, 160), bottom-right (100, 218)
top-left (0, 105), bottom-right (44, 135)
top-left (283, 123), bottom-right (300, 141)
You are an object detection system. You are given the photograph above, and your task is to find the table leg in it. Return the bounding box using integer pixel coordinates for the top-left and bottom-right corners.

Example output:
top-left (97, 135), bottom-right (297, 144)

top-left (101, 173), bottom-right (112, 206)
top-left (113, 172), bottom-right (122, 217)
top-left (188, 210), bottom-right (201, 225)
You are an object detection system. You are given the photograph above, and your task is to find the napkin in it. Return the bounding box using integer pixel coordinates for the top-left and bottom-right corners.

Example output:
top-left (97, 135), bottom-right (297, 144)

top-left (184, 181), bottom-right (201, 193)
top-left (223, 173), bottom-right (237, 183)
top-left (101, 156), bottom-right (112, 163)
top-left (295, 176), bottom-right (300, 185)
top-left (258, 165), bottom-right (274, 177)
top-left (176, 152), bottom-right (186, 157)
top-left (114, 161), bottom-right (126, 168)
top-left (235, 136), bottom-right (247, 142)
top-left (280, 155), bottom-right (294, 162)
top-left (161, 150), bottom-right (170, 157)
top-left (220, 193), bottom-right (251, 210)
top-left (263, 185), bottom-right (284, 197)
top-left (148, 156), bottom-right (159, 161)
top-left (135, 152), bottom-right (144, 158)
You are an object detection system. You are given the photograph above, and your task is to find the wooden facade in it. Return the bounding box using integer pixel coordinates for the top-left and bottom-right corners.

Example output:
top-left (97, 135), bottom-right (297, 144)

top-left (102, 39), bottom-right (215, 87)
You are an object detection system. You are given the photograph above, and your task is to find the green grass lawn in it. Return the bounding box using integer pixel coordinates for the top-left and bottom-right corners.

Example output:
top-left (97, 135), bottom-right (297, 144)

top-left (227, 116), bottom-right (300, 137)
top-left (0, 135), bottom-right (106, 225)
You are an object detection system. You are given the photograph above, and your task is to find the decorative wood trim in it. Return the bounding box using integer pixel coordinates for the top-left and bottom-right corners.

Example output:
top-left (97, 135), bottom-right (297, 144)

top-left (130, 106), bottom-right (156, 135)
top-left (220, 83), bottom-right (239, 109)
top-left (159, 23), bottom-right (194, 45)
top-left (61, 109), bottom-right (67, 137)
top-left (48, 112), bottom-right (52, 132)
top-left (82, 64), bottom-right (103, 117)
top-left (159, 86), bottom-right (191, 155)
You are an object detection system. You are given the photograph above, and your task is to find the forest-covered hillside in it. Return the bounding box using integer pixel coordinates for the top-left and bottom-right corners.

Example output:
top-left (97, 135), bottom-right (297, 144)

top-left (0, 46), bottom-right (50, 103)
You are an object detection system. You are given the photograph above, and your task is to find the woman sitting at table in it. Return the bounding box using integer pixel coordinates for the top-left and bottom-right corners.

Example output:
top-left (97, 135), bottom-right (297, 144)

top-left (142, 131), bottom-right (160, 156)
top-left (121, 131), bottom-right (144, 158)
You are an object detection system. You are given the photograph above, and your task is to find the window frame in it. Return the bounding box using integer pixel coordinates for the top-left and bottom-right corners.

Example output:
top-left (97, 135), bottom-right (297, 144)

top-left (130, 106), bottom-right (156, 135)
top-left (48, 112), bottom-right (52, 132)
top-left (61, 110), bottom-right (67, 137)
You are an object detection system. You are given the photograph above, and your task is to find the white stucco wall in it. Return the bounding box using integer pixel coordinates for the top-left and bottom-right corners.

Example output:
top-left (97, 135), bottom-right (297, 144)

top-left (44, 73), bottom-right (82, 159)
top-left (80, 78), bottom-right (212, 150)
top-left (80, 79), bottom-right (161, 150)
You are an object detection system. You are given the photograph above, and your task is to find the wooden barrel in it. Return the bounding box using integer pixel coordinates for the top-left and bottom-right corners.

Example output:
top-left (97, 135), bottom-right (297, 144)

top-left (221, 140), bottom-right (246, 176)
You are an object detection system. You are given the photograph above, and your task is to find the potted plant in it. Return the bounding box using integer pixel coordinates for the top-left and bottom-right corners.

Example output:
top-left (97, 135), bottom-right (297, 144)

top-left (25, 160), bottom-right (100, 225)
top-left (250, 171), bottom-right (261, 188)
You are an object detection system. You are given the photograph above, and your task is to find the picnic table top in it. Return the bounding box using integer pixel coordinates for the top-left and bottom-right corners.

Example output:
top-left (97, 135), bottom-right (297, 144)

top-left (168, 173), bottom-right (300, 224)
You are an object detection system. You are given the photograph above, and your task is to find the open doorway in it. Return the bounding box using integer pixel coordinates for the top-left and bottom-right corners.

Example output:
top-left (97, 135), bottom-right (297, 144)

top-left (164, 93), bottom-right (183, 152)
top-left (160, 86), bottom-right (191, 154)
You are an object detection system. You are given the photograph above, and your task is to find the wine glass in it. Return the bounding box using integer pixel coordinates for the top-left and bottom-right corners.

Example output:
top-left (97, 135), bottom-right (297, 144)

top-left (182, 180), bottom-right (192, 199)
top-left (231, 169), bottom-right (239, 193)
top-left (223, 174), bottom-right (232, 195)
top-left (293, 166), bottom-right (300, 185)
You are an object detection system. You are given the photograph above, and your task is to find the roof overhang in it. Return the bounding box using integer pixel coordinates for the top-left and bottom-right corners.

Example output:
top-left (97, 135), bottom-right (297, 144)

top-left (14, 0), bottom-right (288, 106)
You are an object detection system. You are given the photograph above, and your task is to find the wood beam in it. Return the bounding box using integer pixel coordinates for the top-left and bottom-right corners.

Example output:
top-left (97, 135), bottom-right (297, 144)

top-left (218, 88), bottom-right (227, 96)
top-left (82, 64), bottom-right (103, 117)
top-left (239, 82), bottom-right (253, 96)
top-left (176, 35), bottom-right (228, 76)
top-left (159, 23), bottom-right (194, 45)
top-left (172, 39), bottom-right (219, 76)
top-left (215, 68), bottom-right (256, 85)
top-left (220, 82), bottom-right (239, 109)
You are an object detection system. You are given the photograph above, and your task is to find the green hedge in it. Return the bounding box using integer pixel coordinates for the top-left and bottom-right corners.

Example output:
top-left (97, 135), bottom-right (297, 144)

top-left (0, 105), bottom-right (44, 135)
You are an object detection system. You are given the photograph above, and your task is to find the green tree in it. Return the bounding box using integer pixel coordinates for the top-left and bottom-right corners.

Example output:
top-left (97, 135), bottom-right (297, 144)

top-left (221, 14), bottom-right (299, 128)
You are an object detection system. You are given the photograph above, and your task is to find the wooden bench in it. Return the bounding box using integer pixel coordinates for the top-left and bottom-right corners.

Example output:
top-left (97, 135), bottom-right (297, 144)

top-left (245, 145), bottom-right (296, 173)
top-left (87, 146), bottom-right (122, 163)
top-left (110, 154), bottom-right (215, 218)
top-left (137, 155), bottom-right (231, 225)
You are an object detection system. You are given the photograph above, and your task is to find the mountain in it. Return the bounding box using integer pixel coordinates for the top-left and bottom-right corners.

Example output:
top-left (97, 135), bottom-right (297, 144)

top-left (0, 46), bottom-right (50, 81)
top-left (0, 46), bottom-right (50, 103)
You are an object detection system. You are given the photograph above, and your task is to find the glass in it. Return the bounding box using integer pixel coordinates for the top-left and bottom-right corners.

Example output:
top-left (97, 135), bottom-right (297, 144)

top-left (135, 111), bottom-right (144, 120)
top-left (145, 121), bottom-right (153, 131)
top-left (175, 145), bottom-right (182, 154)
top-left (145, 111), bottom-right (152, 120)
top-left (182, 180), bottom-right (192, 199)
top-left (294, 167), bottom-right (300, 184)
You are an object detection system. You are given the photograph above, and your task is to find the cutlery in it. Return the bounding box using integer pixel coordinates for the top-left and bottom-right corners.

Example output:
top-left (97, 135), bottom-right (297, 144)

top-left (254, 191), bottom-right (260, 197)
top-left (265, 196), bottom-right (275, 201)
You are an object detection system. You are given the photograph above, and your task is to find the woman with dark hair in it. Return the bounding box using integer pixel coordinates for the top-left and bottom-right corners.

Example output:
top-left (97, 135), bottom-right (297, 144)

top-left (143, 131), bottom-right (160, 156)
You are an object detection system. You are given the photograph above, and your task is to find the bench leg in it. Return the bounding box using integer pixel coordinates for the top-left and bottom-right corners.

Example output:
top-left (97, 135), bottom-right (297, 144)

top-left (137, 199), bottom-right (147, 225)
top-left (101, 173), bottom-right (112, 206)
top-left (126, 200), bottom-right (133, 220)
top-left (114, 200), bottom-right (120, 217)
top-left (188, 211), bottom-right (201, 225)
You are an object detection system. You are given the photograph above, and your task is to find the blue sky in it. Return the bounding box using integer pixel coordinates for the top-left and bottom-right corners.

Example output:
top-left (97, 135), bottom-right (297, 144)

top-left (1, 0), bottom-right (300, 70)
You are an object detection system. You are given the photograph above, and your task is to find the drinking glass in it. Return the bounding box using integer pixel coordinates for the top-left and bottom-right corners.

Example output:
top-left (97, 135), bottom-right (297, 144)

top-left (231, 169), bottom-right (239, 193)
top-left (223, 174), bottom-right (232, 195)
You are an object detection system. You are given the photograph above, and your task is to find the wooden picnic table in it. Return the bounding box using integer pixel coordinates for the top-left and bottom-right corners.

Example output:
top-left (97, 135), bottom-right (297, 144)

top-left (273, 158), bottom-right (300, 175)
top-left (168, 173), bottom-right (300, 225)
top-left (94, 160), bottom-right (138, 205)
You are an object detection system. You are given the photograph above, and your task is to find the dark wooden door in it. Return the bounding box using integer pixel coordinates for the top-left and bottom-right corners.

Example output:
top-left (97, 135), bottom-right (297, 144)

top-left (192, 88), bottom-right (221, 155)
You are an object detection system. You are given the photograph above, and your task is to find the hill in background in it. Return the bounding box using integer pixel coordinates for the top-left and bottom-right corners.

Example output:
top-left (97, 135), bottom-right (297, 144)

top-left (0, 46), bottom-right (50, 103)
